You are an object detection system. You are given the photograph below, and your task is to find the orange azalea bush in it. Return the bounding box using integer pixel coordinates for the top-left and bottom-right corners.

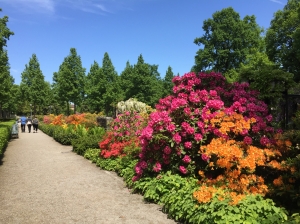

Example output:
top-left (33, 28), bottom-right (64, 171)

top-left (193, 111), bottom-right (293, 205)
top-left (44, 113), bottom-right (98, 128)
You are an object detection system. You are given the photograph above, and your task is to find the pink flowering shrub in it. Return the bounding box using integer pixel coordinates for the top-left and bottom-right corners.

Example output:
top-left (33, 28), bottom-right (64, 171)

top-left (133, 72), bottom-right (277, 181)
top-left (99, 111), bottom-right (149, 158)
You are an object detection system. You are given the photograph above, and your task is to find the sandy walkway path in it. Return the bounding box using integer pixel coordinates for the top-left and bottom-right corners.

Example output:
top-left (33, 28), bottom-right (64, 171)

top-left (0, 127), bottom-right (177, 224)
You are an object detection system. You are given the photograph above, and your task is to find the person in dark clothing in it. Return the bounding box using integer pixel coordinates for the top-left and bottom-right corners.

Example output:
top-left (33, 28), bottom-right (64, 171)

top-left (32, 117), bottom-right (39, 133)
top-left (20, 116), bottom-right (27, 133)
top-left (27, 117), bottom-right (32, 133)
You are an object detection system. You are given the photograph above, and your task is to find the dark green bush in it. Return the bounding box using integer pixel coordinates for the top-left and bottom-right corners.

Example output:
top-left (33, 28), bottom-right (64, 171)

top-left (72, 135), bottom-right (103, 155)
top-left (52, 126), bottom-right (79, 145)
top-left (0, 120), bottom-right (14, 156)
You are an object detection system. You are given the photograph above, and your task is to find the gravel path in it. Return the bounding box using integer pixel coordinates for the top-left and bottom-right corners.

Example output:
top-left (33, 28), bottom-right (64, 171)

top-left (0, 127), bottom-right (177, 224)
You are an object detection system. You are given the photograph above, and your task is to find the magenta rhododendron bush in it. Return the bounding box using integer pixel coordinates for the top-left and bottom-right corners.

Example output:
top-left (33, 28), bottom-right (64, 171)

top-left (133, 72), bottom-right (277, 181)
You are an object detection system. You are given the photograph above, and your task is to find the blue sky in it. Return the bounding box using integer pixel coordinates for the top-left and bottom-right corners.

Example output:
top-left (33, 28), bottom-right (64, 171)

top-left (0, 0), bottom-right (287, 85)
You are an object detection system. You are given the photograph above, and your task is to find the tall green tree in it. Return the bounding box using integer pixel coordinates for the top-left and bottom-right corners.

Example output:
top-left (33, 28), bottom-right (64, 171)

top-left (0, 8), bottom-right (14, 117)
top-left (101, 52), bottom-right (123, 116)
top-left (85, 61), bottom-right (105, 113)
top-left (265, 0), bottom-right (300, 81)
top-left (53, 48), bottom-right (86, 115)
top-left (238, 52), bottom-right (295, 105)
top-left (192, 7), bottom-right (263, 74)
top-left (20, 54), bottom-right (48, 116)
top-left (120, 54), bottom-right (163, 107)
top-left (162, 66), bottom-right (175, 98)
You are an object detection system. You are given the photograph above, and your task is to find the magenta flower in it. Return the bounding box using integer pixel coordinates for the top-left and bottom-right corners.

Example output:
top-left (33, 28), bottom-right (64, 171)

top-left (182, 155), bottom-right (191, 163)
top-left (141, 127), bottom-right (153, 140)
top-left (184, 141), bottom-right (192, 149)
top-left (243, 136), bottom-right (252, 145)
top-left (163, 146), bottom-right (172, 155)
top-left (139, 161), bottom-right (148, 169)
top-left (167, 123), bottom-right (176, 132)
top-left (194, 133), bottom-right (203, 142)
top-left (201, 154), bottom-right (210, 162)
top-left (135, 166), bottom-right (143, 175)
top-left (179, 166), bottom-right (187, 174)
top-left (153, 162), bottom-right (162, 172)
top-left (260, 136), bottom-right (270, 146)
top-left (173, 132), bottom-right (182, 144)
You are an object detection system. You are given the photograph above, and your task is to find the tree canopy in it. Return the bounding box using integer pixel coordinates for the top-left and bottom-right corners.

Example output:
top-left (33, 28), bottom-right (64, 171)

top-left (53, 48), bottom-right (86, 115)
top-left (192, 7), bottom-right (263, 74)
top-left (265, 0), bottom-right (300, 82)
top-left (20, 54), bottom-right (48, 116)
top-left (0, 8), bottom-right (14, 116)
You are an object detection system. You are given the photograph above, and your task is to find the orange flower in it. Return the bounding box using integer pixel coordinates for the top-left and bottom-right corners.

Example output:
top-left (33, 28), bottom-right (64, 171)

top-left (273, 176), bottom-right (283, 186)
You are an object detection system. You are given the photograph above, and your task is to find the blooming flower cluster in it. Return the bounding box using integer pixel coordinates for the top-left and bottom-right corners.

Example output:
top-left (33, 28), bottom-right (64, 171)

top-left (98, 111), bottom-right (149, 158)
top-left (133, 72), bottom-right (276, 181)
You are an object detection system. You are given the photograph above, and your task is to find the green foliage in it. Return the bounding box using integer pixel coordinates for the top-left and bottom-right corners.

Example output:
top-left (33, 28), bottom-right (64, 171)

top-left (0, 9), bottom-right (14, 113)
top-left (72, 127), bottom-right (106, 155)
top-left (266, 0), bottom-right (300, 82)
top-left (192, 7), bottom-right (263, 74)
top-left (0, 120), bottom-right (13, 156)
top-left (20, 54), bottom-right (48, 116)
top-left (132, 171), bottom-right (288, 224)
top-left (234, 51), bottom-right (295, 112)
top-left (162, 66), bottom-right (175, 98)
top-left (53, 48), bottom-right (86, 115)
top-left (52, 125), bottom-right (80, 145)
top-left (85, 61), bottom-right (105, 113)
top-left (83, 148), bottom-right (101, 163)
top-left (119, 54), bottom-right (163, 107)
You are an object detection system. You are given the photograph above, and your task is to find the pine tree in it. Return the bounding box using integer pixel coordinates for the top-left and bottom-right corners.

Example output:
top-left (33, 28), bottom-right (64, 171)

top-left (20, 54), bottom-right (47, 116)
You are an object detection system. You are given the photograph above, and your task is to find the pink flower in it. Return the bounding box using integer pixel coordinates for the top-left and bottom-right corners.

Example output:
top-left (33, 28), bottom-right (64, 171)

top-left (194, 133), bottom-right (203, 141)
top-left (265, 114), bottom-right (273, 122)
top-left (206, 100), bottom-right (224, 110)
top-left (167, 123), bottom-right (176, 132)
top-left (140, 161), bottom-right (148, 169)
top-left (179, 166), bottom-right (187, 174)
top-left (153, 162), bottom-right (162, 172)
top-left (240, 129), bottom-right (248, 136)
top-left (209, 90), bottom-right (218, 98)
top-left (142, 127), bottom-right (153, 140)
top-left (135, 166), bottom-right (143, 175)
top-left (164, 146), bottom-right (172, 155)
top-left (260, 136), bottom-right (270, 146)
top-left (173, 132), bottom-right (182, 144)
top-left (184, 141), bottom-right (192, 149)
top-left (201, 154), bottom-right (210, 162)
top-left (243, 136), bottom-right (252, 145)
top-left (132, 175), bottom-right (140, 182)
top-left (182, 155), bottom-right (191, 163)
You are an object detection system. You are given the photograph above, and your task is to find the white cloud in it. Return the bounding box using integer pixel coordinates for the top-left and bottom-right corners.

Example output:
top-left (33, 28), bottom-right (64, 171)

top-left (95, 4), bottom-right (111, 13)
top-left (269, 0), bottom-right (284, 5)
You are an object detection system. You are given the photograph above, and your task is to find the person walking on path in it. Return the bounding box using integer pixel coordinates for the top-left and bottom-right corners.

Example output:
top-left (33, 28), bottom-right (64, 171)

top-left (26, 116), bottom-right (32, 133)
top-left (32, 117), bottom-right (39, 133)
top-left (20, 116), bottom-right (27, 133)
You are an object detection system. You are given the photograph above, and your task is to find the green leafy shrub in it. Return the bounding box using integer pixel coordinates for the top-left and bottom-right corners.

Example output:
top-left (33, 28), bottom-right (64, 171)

top-left (132, 171), bottom-right (288, 224)
top-left (52, 125), bottom-right (80, 145)
top-left (0, 121), bottom-right (14, 156)
top-left (38, 123), bottom-right (56, 137)
top-left (83, 148), bottom-right (101, 163)
top-left (72, 136), bottom-right (99, 155)
top-left (72, 127), bottom-right (105, 155)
